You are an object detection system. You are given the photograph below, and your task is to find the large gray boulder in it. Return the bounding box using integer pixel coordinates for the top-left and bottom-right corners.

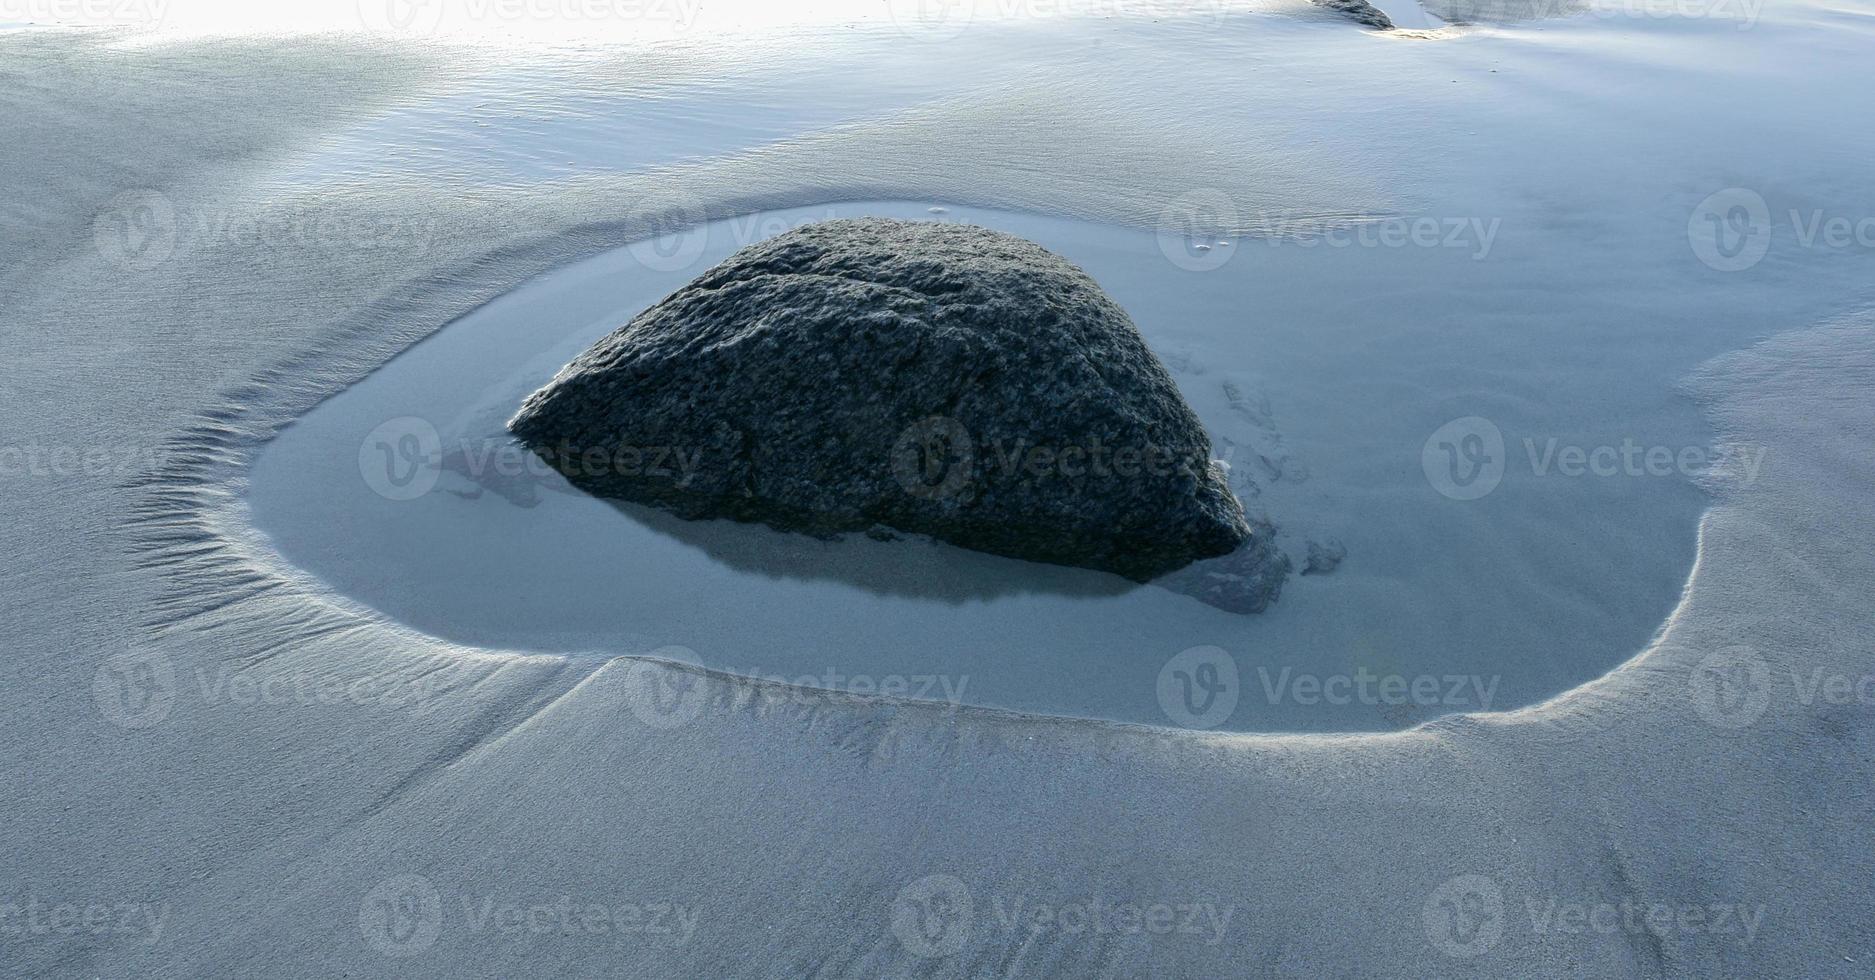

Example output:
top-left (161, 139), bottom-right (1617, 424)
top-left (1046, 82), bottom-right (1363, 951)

top-left (509, 217), bottom-right (1270, 590)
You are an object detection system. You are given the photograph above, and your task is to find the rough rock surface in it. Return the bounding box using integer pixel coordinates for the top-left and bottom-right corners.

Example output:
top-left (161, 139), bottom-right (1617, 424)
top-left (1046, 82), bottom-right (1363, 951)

top-left (1157, 527), bottom-right (1293, 614)
top-left (1302, 537), bottom-right (1348, 576)
top-left (510, 217), bottom-right (1263, 587)
top-left (1313, 0), bottom-right (1395, 29)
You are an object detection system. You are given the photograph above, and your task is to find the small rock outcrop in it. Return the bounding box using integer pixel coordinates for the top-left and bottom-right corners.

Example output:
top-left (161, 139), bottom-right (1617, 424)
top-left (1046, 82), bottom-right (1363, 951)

top-left (1302, 538), bottom-right (1348, 576)
top-left (1313, 0), bottom-right (1395, 29)
top-left (511, 217), bottom-right (1274, 597)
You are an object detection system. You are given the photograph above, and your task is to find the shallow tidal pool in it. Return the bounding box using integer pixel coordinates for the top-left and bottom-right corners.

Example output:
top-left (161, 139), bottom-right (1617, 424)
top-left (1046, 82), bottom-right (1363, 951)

top-left (248, 200), bottom-right (1717, 732)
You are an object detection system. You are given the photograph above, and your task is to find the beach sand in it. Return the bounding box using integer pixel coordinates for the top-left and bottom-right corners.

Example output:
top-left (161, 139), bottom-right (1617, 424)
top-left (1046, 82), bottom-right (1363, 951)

top-left (5, 2), bottom-right (1874, 974)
